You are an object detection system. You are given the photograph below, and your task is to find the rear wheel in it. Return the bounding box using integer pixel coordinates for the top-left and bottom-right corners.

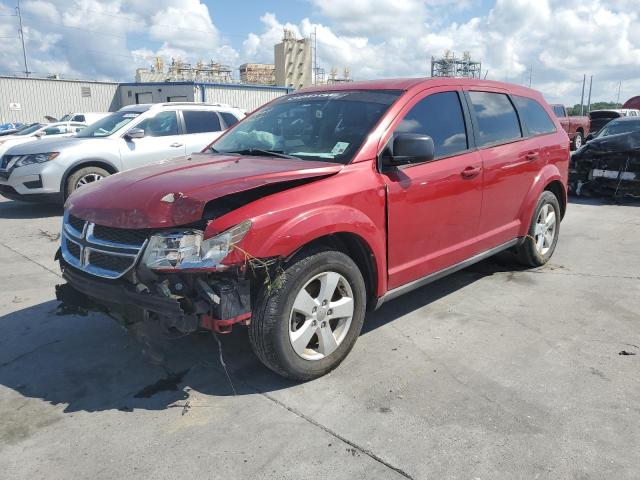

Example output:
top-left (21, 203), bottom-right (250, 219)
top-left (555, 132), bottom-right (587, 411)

top-left (514, 191), bottom-right (561, 267)
top-left (249, 248), bottom-right (367, 381)
top-left (65, 166), bottom-right (109, 199)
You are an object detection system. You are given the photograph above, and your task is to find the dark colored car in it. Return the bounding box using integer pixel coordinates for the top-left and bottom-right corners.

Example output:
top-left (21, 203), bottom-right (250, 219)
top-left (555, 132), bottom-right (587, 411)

top-left (588, 109), bottom-right (640, 135)
top-left (570, 117), bottom-right (640, 199)
top-left (55, 78), bottom-right (569, 380)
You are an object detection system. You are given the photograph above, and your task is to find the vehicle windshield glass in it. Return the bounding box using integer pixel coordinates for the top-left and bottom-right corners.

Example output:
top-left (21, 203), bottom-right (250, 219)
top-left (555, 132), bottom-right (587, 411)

top-left (596, 120), bottom-right (640, 138)
top-left (14, 124), bottom-right (44, 136)
top-left (212, 90), bottom-right (402, 163)
top-left (76, 111), bottom-right (142, 138)
top-left (59, 114), bottom-right (71, 121)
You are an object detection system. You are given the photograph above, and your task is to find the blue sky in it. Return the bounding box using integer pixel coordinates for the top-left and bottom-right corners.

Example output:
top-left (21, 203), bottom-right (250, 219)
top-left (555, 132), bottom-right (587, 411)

top-left (0, 0), bottom-right (638, 105)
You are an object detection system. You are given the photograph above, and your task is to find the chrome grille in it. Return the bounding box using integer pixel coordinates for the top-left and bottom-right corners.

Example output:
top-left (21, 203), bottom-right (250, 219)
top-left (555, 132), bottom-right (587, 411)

top-left (61, 211), bottom-right (148, 279)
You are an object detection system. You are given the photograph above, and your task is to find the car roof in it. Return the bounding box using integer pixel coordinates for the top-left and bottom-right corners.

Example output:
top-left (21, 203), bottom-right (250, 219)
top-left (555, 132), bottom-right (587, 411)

top-left (608, 116), bottom-right (640, 122)
top-left (118, 102), bottom-right (241, 113)
top-left (296, 77), bottom-right (544, 98)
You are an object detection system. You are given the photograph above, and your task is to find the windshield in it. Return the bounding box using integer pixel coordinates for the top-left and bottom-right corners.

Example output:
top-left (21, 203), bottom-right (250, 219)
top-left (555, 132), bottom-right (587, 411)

top-left (14, 123), bottom-right (44, 136)
top-left (76, 111), bottom-right (142, 138)
top-left (212, 90), bottom-right (402, 163)
top-left (596, 120), bottom-right (640, 138)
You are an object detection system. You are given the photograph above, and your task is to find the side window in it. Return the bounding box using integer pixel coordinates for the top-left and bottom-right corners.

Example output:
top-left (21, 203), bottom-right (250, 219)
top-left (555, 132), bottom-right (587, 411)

top-left (552, 106), bottom-right (564, 117)
top-left (395, 91), bottom-right (468, 158)
top-left (514, 96), bottom-right (557, 135)
top-left (220, 112), bottom-right (240, 128)
top-left (43, 125), bottom-right (67, 135)
top-left (135, 111), bottom-right (179, 137)
top-left (73, 115), bottom-right (85, 122)
top-left (468, 91), bottom-right (522, 147)
top-left (183, 110), bottom-right (222, 134)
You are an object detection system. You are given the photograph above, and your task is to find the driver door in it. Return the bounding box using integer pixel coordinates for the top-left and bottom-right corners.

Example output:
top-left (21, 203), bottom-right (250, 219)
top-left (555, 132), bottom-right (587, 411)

top-left (381, 89), bottom-right (483, 290)
top-left (121, 111), bottom-right (186, 171)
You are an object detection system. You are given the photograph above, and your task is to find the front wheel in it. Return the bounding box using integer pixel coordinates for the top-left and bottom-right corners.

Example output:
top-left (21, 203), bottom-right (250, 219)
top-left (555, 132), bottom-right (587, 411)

top-left (571, 131), bottom-right (583, 150)
top-left (249, 248), bottom-right (367, 381)
top-left (514, 191), bottom-right (561, 267)
top-left (65, 166), bottom-right (110, 199)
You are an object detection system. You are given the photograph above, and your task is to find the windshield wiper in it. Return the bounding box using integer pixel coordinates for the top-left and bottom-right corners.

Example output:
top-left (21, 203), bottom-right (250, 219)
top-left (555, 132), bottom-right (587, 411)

top-left (217, 148), bottom-right (300, 160)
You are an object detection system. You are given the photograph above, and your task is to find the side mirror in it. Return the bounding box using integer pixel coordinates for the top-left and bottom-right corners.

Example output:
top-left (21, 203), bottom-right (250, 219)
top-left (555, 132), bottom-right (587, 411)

top-left (384, 133), bottom-right (435, 166)
top-left (125, 127), bottom-right (145, 140)
top-left (585, 133), bottom-right (594, 142)
top-left (34, 131), bottom-right (45, 138)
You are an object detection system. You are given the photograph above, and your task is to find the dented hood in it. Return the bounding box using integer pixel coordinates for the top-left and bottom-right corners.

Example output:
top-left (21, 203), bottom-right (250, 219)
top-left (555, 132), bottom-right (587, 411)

top-left (66, 153), bottom-right (343, 228)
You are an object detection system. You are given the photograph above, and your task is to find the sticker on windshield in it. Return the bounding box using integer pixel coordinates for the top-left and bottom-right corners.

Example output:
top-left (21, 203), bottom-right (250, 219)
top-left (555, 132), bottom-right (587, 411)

top-left (331, 142), bottom-right (349, 155)
top-left (123, 113), bottom-right (139, 118)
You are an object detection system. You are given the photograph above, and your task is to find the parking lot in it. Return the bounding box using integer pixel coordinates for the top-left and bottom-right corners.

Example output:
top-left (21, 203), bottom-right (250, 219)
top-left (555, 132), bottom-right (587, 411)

top-left (0, 195), bottom-right (638, 479)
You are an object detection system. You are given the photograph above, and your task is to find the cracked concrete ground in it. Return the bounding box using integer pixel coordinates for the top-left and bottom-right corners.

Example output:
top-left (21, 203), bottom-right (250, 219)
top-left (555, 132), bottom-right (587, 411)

top-left (0, 196), bottom-right (638, 479)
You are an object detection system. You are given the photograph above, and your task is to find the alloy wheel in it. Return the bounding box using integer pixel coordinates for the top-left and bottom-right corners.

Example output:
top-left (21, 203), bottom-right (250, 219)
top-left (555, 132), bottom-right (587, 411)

top-left (534, 203), bottom-right (557, 255)
top-left (289, 271), bottom-right (354, 361)
top-left (76, 173), bottom-right (103, 189)
top-left (574, 134), bottom-right (582, 149)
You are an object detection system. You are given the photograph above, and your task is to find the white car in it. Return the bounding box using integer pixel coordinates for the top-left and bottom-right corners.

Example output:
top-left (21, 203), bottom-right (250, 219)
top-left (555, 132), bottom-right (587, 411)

top-left (0, 121), bottom-right (87, 157)
top-left (0, 103), bottom-right (244, 202)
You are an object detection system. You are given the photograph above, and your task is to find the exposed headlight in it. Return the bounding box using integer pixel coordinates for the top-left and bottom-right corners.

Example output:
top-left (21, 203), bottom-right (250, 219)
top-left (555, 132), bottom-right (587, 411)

top-left (14, 152), bottom-right (59, 167)
top-left (142, 220), bottom-right (251, 270)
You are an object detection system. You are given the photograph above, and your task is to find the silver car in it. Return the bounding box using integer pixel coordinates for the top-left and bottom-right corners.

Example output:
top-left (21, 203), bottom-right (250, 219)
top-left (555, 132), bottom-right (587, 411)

top-left (0, 102), bottom-right (244, 202)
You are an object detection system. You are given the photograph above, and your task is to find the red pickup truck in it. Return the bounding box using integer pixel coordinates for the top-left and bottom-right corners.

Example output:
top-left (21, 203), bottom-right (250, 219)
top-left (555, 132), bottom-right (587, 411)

top-left (551, 104), bottom-right (590, 150)
top-left (56, 78), bottom-right (569, 380)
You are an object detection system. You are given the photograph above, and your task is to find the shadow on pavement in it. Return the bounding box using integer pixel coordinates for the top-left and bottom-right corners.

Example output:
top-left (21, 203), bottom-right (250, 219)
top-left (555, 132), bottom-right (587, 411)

top-left (0, 199), bottom-right (63, 219)
top-left (0, 256), bottom-right (517, 414)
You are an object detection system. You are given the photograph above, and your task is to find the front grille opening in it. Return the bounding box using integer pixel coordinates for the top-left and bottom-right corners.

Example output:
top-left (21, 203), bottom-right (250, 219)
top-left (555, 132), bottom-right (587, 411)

top-left (68, 214), bottom-right (85, 233)
top-left (89, 251), bottom-right (134, 272)
top-left (67, 241), bottom-right (81, 259)
top-left (92, 225), bottom-right (153, 246)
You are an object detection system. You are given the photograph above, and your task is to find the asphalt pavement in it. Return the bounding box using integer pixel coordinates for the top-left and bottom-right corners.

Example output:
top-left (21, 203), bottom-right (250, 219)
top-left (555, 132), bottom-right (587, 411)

top-left (0, 196), bottom-right (638, 479)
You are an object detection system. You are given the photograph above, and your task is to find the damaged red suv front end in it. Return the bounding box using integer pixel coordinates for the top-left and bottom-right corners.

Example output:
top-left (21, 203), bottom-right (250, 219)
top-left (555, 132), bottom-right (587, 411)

top-left (56, 153), bottom-right (345, 334)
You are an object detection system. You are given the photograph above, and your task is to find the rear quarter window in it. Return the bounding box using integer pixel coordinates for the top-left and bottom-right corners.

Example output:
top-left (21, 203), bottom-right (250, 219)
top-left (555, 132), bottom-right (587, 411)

top-left (220, 112), bottom-right (240, 128)
top-left (468, 91), bottom-right (522, 147)
top-left (183, 110), bottom-right (222, 134)
top-left (514, 96), bottom-right (557, 136)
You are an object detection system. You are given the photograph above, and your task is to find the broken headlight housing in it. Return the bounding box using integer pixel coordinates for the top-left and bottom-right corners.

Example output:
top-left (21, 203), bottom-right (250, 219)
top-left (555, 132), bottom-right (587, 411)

top-left (141, 220), bottom-right (251, 271)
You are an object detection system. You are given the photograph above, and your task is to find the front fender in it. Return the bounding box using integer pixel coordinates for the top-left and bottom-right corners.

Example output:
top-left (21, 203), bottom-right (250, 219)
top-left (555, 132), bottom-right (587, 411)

top-left (225, 204), bottom-right (388, 296)
top-left (517, 163), bottom-right (566, 237)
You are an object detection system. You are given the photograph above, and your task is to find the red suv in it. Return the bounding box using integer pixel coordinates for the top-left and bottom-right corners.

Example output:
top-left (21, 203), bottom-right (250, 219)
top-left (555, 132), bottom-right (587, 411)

top-left (56, 78), bottom-right (569, 380)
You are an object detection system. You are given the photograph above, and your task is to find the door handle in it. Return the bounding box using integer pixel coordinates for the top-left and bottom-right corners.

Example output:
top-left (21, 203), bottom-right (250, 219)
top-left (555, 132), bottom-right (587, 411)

top-left (170, 143), bottom-right (183, 148)
top-left (461, 166), bottom-right (481, 179)
top-left (525, 151), bottom-right (539, 161)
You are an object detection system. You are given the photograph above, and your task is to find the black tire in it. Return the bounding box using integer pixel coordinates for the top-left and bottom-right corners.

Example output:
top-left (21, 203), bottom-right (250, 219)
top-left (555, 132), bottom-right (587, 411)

top-left (65, 166), bottom-right (110, 199)
top-left (514, 191), bottom-right (561, 267)
top-left (571, 131), bottom-right (583, 150)
top-left (248, 247), bottom-right (367, 381)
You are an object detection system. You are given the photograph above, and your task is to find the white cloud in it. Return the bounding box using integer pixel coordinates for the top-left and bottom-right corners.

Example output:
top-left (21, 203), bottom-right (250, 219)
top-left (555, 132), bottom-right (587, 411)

top-left (244, 0), bottom-right (640, 105)
top-left (0, 0), bottom-right (238, 80)
top-left (1, 0), bottom-right (639, 105)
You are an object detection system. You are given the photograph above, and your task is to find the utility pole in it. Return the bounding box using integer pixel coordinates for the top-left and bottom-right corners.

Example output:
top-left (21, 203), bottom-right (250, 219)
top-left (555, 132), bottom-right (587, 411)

top-left (528, 64), bottom-right (532, 88)
top-left (586, 75), bottom-right (593, 113)
top-left (616, 80), bottom-right (622, 105)
top-left (16, 0), bottom-right (30, 77)
top-left (579, 74), bottom-right (586, 115)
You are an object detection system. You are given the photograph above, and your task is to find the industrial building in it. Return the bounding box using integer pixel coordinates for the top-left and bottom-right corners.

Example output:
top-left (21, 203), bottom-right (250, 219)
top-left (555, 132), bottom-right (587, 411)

top-left (0, 76), bottom-right (293, 123)
top-left (0, 76), bottom-right (119, 123)
top-left (431, 51), bottom-right (482, 78)
top-left (274, 29), bottom-right (313, 89)
top-left (239, 63), bottom-right (276, 86)
top-left (135, 58), bottom-right (234, 84)
top-left (119, 81), bottom-right (291, 112)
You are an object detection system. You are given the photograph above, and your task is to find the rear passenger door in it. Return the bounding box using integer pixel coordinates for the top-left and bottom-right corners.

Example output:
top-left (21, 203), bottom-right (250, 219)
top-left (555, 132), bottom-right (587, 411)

top-left (465, 90), bottom-right (542, 251)
top-left (382, 89), bottom-right (483, 289)
top-left (180, 110), bottom-right (225, 154)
